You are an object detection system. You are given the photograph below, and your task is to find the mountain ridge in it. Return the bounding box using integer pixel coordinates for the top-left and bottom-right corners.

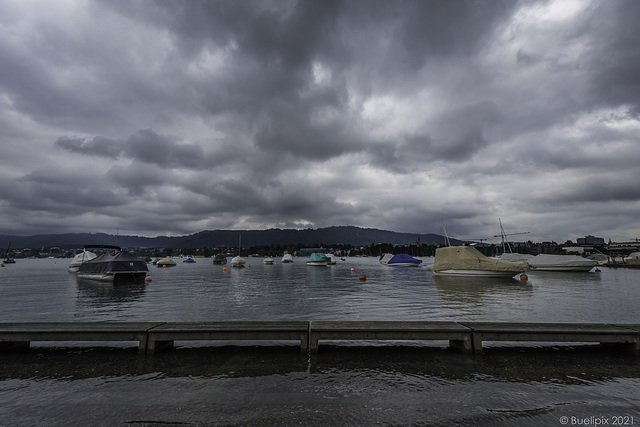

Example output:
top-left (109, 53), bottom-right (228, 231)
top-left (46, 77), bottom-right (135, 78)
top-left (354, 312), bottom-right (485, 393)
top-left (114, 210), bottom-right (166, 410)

top-left (1, 226), bottom-right (465, 249)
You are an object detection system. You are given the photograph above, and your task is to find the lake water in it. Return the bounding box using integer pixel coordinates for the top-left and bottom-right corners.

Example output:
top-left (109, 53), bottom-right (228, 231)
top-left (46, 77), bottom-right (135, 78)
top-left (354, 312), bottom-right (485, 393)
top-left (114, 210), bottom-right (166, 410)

top-left (1, 257), bottom-right (639, 425)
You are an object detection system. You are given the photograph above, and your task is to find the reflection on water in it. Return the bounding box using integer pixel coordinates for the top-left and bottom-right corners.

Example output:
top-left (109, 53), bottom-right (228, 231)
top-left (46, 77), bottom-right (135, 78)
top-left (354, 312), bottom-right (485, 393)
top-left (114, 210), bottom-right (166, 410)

top-left (434, 276), bottom-right (534, 318)
top-left (75, 279), bottom-right (147, 302)
top-left (1, 345), bottom-right (639, 426)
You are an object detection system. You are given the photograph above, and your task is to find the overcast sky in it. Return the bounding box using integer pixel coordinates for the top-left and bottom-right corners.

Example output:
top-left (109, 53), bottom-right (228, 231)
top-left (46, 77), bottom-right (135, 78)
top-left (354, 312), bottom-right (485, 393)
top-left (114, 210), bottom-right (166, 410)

top-left (1, 0), bottom-right (639, 244)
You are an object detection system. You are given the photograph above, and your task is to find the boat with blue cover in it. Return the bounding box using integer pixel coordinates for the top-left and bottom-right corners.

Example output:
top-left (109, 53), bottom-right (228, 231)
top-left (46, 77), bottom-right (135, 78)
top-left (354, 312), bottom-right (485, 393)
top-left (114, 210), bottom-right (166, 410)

top-left (379, 253), bottom-right (423, 267)
top-left (306, 252), bottom-right (330, 266)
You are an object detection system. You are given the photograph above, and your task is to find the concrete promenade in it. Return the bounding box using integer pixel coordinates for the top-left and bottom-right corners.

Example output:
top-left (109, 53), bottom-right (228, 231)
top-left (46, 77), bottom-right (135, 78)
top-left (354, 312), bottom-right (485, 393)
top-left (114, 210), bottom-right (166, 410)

top-left (0, 321), bottom-right (638, 355)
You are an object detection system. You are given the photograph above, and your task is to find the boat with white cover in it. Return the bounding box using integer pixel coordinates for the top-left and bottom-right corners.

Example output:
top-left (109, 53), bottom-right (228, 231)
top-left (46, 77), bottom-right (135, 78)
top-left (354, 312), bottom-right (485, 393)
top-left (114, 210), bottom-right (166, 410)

top-left (68, 250), bottom-right (97, 272)
top-left (231, 255), bottom-right (246, 267)
top-left (499, 253), bottom-right (597, 272)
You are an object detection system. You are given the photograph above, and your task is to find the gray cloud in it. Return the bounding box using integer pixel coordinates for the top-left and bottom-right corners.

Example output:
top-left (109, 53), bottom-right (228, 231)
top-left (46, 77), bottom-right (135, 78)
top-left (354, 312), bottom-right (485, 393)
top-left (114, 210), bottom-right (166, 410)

top-left (1, 0), bottom-right (640, 243)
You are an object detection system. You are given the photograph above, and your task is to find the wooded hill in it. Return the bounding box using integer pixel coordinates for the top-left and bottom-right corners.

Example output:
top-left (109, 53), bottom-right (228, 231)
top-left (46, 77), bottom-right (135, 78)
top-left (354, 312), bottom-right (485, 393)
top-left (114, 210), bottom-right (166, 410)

top-left (1, 226), bottom-right (465, 250)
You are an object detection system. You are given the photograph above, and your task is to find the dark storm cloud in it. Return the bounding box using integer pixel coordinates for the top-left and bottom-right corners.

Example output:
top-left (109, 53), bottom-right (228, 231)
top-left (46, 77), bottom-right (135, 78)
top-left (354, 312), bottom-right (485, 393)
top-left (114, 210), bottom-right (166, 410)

top-left (1, 0), bottom-right (640, 241)
top-left (11, 168), bottom-right (126, 213)
top-left (55, 136), bottom-right (125, 159)
top-left (368, 101), bottom-right (501, 172)
top-left (582, 1), bottom-right (640, 113)
top-left (398, 0), bottom-right (523, 66)
top-left (55, 130), bottom-right (231, 171)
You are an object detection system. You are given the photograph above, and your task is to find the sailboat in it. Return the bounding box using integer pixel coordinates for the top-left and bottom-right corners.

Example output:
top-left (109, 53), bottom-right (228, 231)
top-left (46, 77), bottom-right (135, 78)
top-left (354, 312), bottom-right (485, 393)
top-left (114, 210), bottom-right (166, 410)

top-left (3, 242), bottom-right (16, 264)
top-left (230, 234), bottom-right (246, 267)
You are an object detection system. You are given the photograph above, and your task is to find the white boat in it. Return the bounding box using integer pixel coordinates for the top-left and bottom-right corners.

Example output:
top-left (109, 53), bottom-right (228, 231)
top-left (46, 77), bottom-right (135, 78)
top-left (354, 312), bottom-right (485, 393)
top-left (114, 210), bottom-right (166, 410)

top-left (500, 253), bottom-right (597, 272)
top-left (76, 245), bottom-right (149, 282)
top-left (263, 257), bottom-right (275, 265)
top-left (306, 252), bottom-right (330, 266)
top-left (156, 257), bottom-right (177, 267)
top-left (326, 254), bottom-right (338, 265)
top-left (379, 253), bottom-right (423, 267)
top-left (627, 252), bottom-right (640, 266)
top-left (430, 246), bottom-right (529, 278)
top-left (231, 233), bottom-right (247, 267)
top-left (230, 255), bottom-right (246, 267)
top-left (281, 254), bottom-right (294, 263)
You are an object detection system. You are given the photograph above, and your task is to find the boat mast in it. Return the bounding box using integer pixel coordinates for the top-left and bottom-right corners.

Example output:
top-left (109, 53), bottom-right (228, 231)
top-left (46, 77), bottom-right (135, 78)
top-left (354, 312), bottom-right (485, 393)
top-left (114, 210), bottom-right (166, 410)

top-left (495, 218), bottom-right (530, 254)
top-left (499, 218), bottom-right (511, 253)
top-left (442, 224), bottom-right (451, 247)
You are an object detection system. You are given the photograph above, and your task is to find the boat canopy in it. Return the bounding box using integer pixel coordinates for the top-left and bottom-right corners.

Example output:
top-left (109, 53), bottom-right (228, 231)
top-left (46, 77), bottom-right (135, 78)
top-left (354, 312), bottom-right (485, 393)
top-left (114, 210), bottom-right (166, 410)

top-left (307, 253), bottom-right (330, 262)
top-left (69, 251), bottom-right (97, 268)
top-left (528, 254), bottom-right (597, 268)
top-left (501, 253), bottom-right (596, 268)
top-left (432, 246), bottom-right (528, 273)
top-left (380, 253), bottom-right (422, 265)
top-left (78, 251), bottom-right (148, 275)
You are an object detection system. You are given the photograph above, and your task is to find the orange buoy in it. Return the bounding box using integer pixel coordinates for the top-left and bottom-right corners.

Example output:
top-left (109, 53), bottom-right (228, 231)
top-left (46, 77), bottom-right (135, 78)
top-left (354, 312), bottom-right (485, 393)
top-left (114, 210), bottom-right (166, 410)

top-left (223, 267), bottom-right (227, 271)
top-left (520, 273), bottom-right (528, 281)
top-left (359, 274), bottom-right (366, 282)
top-left (350, 267), bottom-right (356, 272)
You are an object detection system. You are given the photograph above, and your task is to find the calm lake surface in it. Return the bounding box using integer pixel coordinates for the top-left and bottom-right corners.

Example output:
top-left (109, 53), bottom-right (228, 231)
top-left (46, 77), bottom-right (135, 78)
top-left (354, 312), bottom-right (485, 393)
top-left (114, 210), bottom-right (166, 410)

top-left (1, 257), bottom-right (639, 425)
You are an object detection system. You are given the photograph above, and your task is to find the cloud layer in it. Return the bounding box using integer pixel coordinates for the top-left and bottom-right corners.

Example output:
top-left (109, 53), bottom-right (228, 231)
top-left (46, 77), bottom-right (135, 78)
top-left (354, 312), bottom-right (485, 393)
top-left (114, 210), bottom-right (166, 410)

top-left (1, 0), bottom-right (640, 243)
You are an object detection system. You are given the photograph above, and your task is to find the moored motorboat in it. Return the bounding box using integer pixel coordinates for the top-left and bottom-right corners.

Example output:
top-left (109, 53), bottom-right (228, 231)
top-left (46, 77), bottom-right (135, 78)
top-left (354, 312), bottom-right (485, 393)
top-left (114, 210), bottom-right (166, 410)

top-left (156, 257), bottom-right (177, 267)
top-left (183, 256), bottom-right (196, 263)
top-left (281, 253), bottom-right (294, 263)
top-left (212, 254), bottom-right (227, 265)
top-left (306, 252), bottom-right (330, 266)
top-left (263, 256), bottom-right (275, 265)
top-left (76, 245), bottom-right (149, 283)
top-left (379, 253), bottom-right (423, 267)
top-left (429, 246), bottom-right (529, 278)
top-left (499, 253), bottom-right (597, 272)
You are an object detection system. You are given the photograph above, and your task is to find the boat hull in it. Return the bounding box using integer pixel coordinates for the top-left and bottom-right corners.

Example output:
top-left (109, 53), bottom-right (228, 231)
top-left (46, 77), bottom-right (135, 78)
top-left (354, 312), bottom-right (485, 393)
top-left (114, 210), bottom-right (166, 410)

top-left (306, 262), bottom-right (328, 266)
top-left (433, 269), bottom-right (519, 278)
top-left (383, 263), bottom-right (422, 267)
top-left (530, 265), bottom-right (595, 272)
top-left (77, 271), bottom-right (148, 283)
